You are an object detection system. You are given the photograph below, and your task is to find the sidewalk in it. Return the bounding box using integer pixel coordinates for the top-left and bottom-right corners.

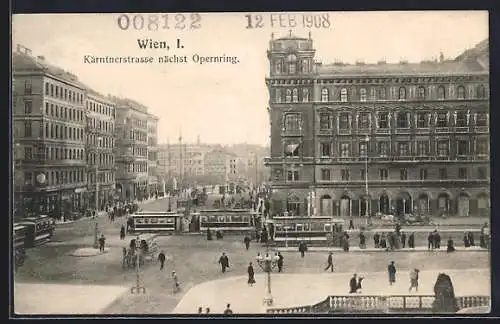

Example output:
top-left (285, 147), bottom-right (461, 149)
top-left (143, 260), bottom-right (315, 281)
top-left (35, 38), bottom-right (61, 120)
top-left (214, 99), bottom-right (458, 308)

top-left (275, 246), bottom-right (488, 253)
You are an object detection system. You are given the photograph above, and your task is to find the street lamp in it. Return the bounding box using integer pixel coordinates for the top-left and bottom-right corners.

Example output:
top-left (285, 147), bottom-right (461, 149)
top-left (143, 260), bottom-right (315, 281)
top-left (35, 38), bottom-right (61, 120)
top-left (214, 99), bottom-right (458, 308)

top-left (255, 242), bottom-right (280, 306)
top-left (364, 135), bottom-right (370, 225)
top-left (93, 136), bottom-right (103, 249)
top-left (131, 252), bottom-right (146, 294)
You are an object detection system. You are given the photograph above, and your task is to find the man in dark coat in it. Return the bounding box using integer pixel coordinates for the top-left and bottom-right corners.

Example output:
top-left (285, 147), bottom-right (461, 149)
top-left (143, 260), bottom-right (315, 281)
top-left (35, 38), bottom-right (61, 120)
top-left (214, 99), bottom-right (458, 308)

top-left (359, 232), bottom-right (366, 249)
top-left (408, 232), bottom-right (415, 249)
top-left (277, 252), bottom-right (284, 272)
top-left (247, 262), bottom-right (256, 286)
top-left (434, 231), bottom-right (442, 249)
top-left (219, 252), bottom-right (230, 273)
top-left (432, 273), bottom-right (459, 313)
top-left (324, 252), bottom-right (334, 272)
top-left (158, 250), bottom-right (166, 270)
top-left (99, 234), bottom-right (106, 252)
top-left (428, 232), bottom-right (434, 250)
top-left (244, 235), bottom-right (251, 250)
top-left (388, 261), bottom-right (397, 285)
top-left (342, 232), bottom-right (350, 252)
top-left (120, 225), bottom-right (126, 240)
top-left (373, 232), bottom-right (380, 248)
top-left (207, 228), bottom-right (213, 241)
top-left (401, 232), bottom-right (406, 248)
top-left (349, 274), bottom-right (358, 293)
top-left (298, 241), bottom-right (307, 258)
top-left (467, 232), bottom-right (475, 246)
top-left (463, 232), bottom-right (470, 247)
top-left (446, 238), bottom-right (455, 253)
top-left (349, 219), bottom-right (354, 230)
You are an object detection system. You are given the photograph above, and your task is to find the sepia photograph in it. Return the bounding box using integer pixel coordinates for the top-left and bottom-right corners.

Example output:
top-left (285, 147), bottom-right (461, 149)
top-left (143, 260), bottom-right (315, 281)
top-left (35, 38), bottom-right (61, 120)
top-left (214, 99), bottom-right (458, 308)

top-left (11, 11), bottom-right (491, 316)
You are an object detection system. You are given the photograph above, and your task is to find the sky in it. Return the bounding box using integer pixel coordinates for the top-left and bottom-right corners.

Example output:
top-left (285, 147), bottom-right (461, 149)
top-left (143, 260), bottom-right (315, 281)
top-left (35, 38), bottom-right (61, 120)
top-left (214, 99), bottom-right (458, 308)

top-left (12, 11), bottom-right (488, 145)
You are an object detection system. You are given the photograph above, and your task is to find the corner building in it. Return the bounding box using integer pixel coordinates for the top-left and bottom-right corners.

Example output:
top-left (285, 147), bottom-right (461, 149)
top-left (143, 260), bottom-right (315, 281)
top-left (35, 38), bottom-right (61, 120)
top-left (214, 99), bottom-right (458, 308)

top-left (264, 34), bottom-right (490, 218)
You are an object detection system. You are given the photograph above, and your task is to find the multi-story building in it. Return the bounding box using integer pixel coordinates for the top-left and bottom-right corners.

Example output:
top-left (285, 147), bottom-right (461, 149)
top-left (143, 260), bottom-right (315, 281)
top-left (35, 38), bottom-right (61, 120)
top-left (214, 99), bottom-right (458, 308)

top-left (13, 45), bottom-right (87, 218)
top-left (114, 98), bottom-right (149, 201)
top-left (85, 90), bottom-right (116, 209)
top-left (204, 148), bottom-right (233, 184)
top-left (147, 113), bottom-right (159, 196)
top-left (264, 34), bottom-right (490, 218)
top-left (158, 142), bottom-right (211, 185)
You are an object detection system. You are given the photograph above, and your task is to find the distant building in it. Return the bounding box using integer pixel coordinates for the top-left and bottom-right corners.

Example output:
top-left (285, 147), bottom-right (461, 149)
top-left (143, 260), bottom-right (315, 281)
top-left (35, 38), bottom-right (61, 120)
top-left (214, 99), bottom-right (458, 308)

top-left (265, 34), bottom-right (489, 217)
top-left (85, 90), bottom-right (116, 209)
top-left (204, 148), bottom-right (234, 184)
top-left (13, 45), bottom-right (87, 218)
top-left (147, 113), bottom-right (159, 196)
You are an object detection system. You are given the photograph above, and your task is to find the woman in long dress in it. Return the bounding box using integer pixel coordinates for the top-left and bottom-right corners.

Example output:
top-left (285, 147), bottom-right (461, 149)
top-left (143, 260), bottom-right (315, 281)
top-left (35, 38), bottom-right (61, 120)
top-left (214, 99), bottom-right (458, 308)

top-left (247, 262), bottom-right (256, 286)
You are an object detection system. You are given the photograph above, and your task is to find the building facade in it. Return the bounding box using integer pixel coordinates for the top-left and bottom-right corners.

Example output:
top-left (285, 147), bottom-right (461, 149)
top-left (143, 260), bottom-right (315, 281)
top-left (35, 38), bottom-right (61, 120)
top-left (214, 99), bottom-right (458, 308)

top-left (204, 148), bottom-right (232, 184)
top-left (147, 113), bottom-right (159, 196)
top-left (114, 98), bottom-right (149, 201)
top-left (13, 46), bottom-right (88, 218)
top-left (264, 34), bottom-right (490, 218)
top-left (85, 90), bottom-right (116, 209)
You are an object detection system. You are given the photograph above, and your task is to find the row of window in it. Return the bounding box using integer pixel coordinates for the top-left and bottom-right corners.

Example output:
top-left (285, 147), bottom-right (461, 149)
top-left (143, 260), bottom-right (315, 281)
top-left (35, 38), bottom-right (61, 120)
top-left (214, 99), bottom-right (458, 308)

top-left (44, 81), bottom-right (84, 105)
top-left (87, 171), bottom-right (115, 184)
top-left (87, 117), bottom-right (115, 135)
top-left (23, 168), bottom-right (86, 186)
top-left (283, 111), bottom-right (489, 132)
top-left (316, 138), bottom-right (489, 157)
top-left (273, 57), bottom-right (311, 75)
top-left (273, 85), bottom-right (487, 103)
top-left (133, 147), bottom-right (148, 157)
top-left (125, 162), bottom-right (148, 173)
top-left (43, 102), bottom-right (85, 122)
top-left (87, 99), bottom-right (115, 117)
top-left (40, 122), bottom-right (85, 141)
top-left (319, 167), bottom-right (488, 181)
top-left (87, 134), bottom-right (114, 148)
top-left (87, 153), bottom-right (115, 166)
top-left (23, 146), bottom-right (84, 161)
top-left (129, 130), bottom-right (148, 142)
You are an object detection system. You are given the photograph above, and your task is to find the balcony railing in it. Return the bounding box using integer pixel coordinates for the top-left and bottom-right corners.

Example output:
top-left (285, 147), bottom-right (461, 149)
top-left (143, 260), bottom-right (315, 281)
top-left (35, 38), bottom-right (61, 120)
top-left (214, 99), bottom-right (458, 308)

top-left (267, 295), bottom-right (490, 314)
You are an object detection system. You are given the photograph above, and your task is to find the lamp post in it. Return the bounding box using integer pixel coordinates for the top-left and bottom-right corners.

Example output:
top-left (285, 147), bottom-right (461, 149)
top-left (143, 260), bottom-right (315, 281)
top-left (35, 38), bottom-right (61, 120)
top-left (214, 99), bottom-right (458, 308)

top-left (364, 135), bottom-right (370, 225)
top-left (93, 136), bottom-right (103, 249)
top-left (131, 252), bottom-right (146, 294)
top-left (255, 241), bottom-right (279, 306)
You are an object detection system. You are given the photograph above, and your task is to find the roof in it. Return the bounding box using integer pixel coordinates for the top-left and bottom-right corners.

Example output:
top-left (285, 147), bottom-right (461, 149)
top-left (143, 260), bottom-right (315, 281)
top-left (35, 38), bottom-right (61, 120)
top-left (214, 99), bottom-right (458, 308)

top-left (12, 52), bottom-right (87, 88)
top-left (317, 59), bottom-right (486, 77)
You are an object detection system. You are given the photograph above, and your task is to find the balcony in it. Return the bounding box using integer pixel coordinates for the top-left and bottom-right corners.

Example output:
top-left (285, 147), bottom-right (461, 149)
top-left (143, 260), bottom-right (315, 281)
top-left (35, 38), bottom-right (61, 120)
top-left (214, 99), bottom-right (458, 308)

top-left (375, 128), bottom-right (390, 135)
top-left (338, 129), bottom-right (351, 136)
top-left (317, 128), bottom-right (334, 136)
top-left (395, 128), bottom-right (411, 135)
top-left (435, 127), bottom-right (450, 134)
top-left (454, 126), bottom-right (470, 133)
top-left (474, 126), bottom-right (489, 134)
top-left (281, 129), bottom-right (303, 137)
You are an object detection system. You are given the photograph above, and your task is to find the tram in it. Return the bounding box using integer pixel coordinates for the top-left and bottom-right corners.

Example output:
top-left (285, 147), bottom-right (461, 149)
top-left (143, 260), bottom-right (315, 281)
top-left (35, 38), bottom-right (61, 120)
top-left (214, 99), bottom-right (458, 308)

top-left (271, 216), bottom-right (345, 247)
top-left (199, 209), bottom-right (258, 233)
top-left (130, 211), bottom-right (183, 234)
top-left (18, 215), bottom-right (56, 248)
top-left (13, 223), bottom-right (27, 267)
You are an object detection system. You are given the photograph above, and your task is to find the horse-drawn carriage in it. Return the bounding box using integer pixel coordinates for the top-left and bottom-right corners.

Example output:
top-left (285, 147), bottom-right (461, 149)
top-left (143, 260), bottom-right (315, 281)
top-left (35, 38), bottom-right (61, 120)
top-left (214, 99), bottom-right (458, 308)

top-left (122, 234), bottom-right (159, 269)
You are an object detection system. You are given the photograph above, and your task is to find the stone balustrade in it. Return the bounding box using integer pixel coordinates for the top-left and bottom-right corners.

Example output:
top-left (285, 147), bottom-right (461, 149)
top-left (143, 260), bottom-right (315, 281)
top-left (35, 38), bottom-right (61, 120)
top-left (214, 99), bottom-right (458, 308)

top-left (266, 295), bottom-right (490, 314)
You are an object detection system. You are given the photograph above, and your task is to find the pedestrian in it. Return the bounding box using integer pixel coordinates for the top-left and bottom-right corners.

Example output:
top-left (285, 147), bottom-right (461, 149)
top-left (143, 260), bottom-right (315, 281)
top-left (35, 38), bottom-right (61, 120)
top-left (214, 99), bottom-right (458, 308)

top-left (277, 252), bottom-right (283, 272)
top-left (223, 303), bottom-right (233, 315)
top-left (428, 232), bottom-right (434, 250)
top-left (298, 241), bottom-right (307, 258)
top-left (409, 268), bottom-right (420, 292)
top-left (244, 235), bottom-right (251, 251)
top-left (373, 232), bottom-right (380, 248)
top-left (205, 307), bottom-right (210, 314)
top-left (408, 232), bottom-right (415, 249)
top-left (463, 232), bottom-right (470, 247)
top-left (342, 232), bottom-right (350, 252)
top-left (219, 252), bottom-right (230, 273)
top-left (467, 232), bottom-right (475, 246)
top-left (99, 234), bottom-right (106, 252)
top-left (207, 228), bottom-right (213, 241)
top-left (198, 307), bottom-right (203, 314)
top-left (359, 232), bottom-right (366, 249)
top-left (247, 262), bottom-right (256, 286)
top-left (401, 232), bottom-right (406, 248)
top-left (349, 219), bottom-right (354, 230)
top-left (356, 276), bottom-right (364, 293)
top-left (324, 252), bottom-right (334, 272)
top-left (120, 225), bottom-right (126, 240)
top-left (434, 231), bottom-right (442, 249)
top-left (380, 233), bottom-right (387, 249)
top-left (388, 261), bottom-right (397, 285)
top-left (172, 271), bottom-right (181, 293)
top-left (349, 273), bottom-right (358, 293)
top-left (158, 250), bottom-right (166, 270)
top-left (446, 238), bottom-right (456, 253)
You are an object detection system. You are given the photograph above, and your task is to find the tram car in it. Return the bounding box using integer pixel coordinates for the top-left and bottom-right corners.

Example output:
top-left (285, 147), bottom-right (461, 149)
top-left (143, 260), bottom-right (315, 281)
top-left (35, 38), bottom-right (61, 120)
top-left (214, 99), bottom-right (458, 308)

top-left (13, 223), bottom-right (28, 267)
top-left (130, 211), bottom-right (183, 234)
top-left (18, 215), bottom-right (56, 248)
top-left (272, 216), bottom-right (345, 247)
top-left (198, 209), bottom-right (258, 233)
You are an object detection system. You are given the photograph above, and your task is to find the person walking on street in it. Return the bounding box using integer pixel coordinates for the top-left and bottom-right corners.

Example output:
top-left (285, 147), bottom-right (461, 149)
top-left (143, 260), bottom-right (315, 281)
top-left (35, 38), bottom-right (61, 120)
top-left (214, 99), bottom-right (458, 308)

top-left (349, 219), bottom-right (354, 230)
top-left (428, 232), bottom-right (434, 250)
top-left (373, 232), bottom-right (380, 248)
top-left (388, 261), bottom-right (397, 285)
top-left (172, 271), bottom-right (181, 293)
top-left (409, 268), bottom-right (420, 292)
top-left (120, 225), bottom-right (126, 240)
top-left (224, 304), bottom-right (233, 315)
top-left (244, 235), bottom-right (251, 251)
top-left (408, 232), bottom-right (415, 249)
top-left (349, 274), bottom-right (358, 293)
top-left (99, 234), bottom-right (106, 252)
top-left (324, 252), bottom-right (334, 272)
top-left (401, 232), bottom-right (406, 248)
top-left (298, 241), bottom-right (307, 258)
top-left (277, 252), bottom-right (283, 272)
top-left (219, 252), bottom-right (230, 273)
top-left (359, 232), bottom-right (366, 249)
top-left (247, 262), bottom-right (256, 286)
top-left (158, 251), bottom-right (166, 270)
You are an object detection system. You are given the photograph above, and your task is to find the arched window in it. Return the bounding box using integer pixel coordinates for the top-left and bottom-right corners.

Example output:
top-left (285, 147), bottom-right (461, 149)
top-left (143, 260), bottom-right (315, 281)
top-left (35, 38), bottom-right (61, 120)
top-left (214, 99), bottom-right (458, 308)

top-left (379, 88), bottom-right (386, 100)
top-left (321, 88), bottom-right (329, 102)
top-left (275, 89), bottom-right (281, 103)
top-left (285, 89), bottom-right (292, 103)
top-left (417, 86), bottom-right (426, 100)
top-left (302, 59), bottom-right (309, 73)
top-left (275, 60), bottom-right (282, 74)
top-left (302, 88), bottom-right (309, 102)
top-left (284, 113), bottom-right (301, 131)
top-left (476, 84), bottom-right (486, 98)
top-left (292, 88), bottom-right (298, 103)
top-left (340, 88), bottom-right (348, 102)
top-left (457, 85), bottom-right (466, 100)
top-left (370, 88), bottom-right (377, 101)
top-left (359, 88), bottom-right (367, 102)
top-left (398, 87), bottom-right (407, 100)
top-left (437, 86), bottom-right (446, 100)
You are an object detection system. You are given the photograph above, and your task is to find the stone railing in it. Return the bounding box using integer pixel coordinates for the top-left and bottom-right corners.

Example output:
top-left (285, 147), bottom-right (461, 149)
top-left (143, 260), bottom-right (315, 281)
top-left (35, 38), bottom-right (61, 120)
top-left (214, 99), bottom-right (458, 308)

top-left (266, 295), bottom-right (490, 314)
